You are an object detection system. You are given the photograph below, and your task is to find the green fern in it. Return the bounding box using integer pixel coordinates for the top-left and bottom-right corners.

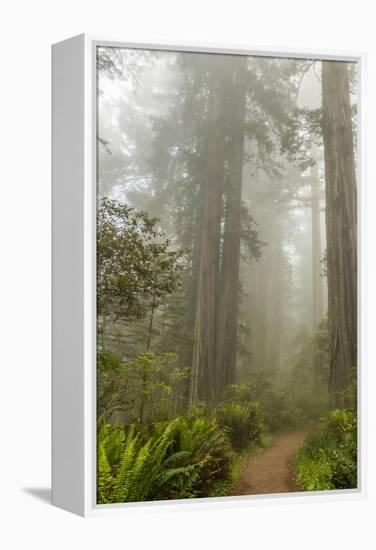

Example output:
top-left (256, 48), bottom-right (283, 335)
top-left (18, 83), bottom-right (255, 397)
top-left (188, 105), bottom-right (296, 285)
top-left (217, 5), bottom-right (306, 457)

top-left (97, 416), bottom-right (233, 503)
top-left (216, 402), bottom-right (263, 450)
top-left (97, 439), bottom-right (114, 504)
top-left (113, 428), bottom-right (141, 502)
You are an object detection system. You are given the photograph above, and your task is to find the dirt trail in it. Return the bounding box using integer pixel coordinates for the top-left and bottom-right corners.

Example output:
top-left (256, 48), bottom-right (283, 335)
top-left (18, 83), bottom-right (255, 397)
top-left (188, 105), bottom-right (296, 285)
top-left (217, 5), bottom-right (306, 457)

top-left (233, 431), bottom-right (306, 496)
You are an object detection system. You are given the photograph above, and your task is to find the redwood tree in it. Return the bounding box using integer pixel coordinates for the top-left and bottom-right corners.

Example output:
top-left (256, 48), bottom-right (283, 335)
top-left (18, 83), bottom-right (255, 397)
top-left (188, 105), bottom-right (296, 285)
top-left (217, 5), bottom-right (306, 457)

top-left (216, 58), bottom-right (247, 388)
top-left (321, 61), bottom-right (357, 407)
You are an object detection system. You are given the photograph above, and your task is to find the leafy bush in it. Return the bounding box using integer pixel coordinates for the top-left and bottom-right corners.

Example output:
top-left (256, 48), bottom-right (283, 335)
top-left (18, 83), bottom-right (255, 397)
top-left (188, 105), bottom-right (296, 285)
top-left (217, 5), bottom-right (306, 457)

top-left (125, 352), bottom-right (188, 424)
top-left (97, 197), bottom-right (184, 324)
top-left (215, 401), bottom-right (263, 450)
top-left (258, 388), bottom-right (299, 432)
top-left (295, 409), bottom-right (357, 491)
top-left (287, 319), bottom-right (330, 423)
top-left (220, 383), bottom-right (254, 404)
top-left (219, 378), bottom-right (308, 433)
top-left (234, 320), bottom-right (330, 433)
top-left (97, 350), bottom-right (189, 424)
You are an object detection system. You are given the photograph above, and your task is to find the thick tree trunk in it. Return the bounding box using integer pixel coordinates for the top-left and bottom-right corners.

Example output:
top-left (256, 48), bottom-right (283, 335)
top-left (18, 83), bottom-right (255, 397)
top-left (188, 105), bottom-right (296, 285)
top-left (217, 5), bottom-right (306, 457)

top-left (190, 67), bottom-right (225, 404)
top-left (321, 61), bottom-right (357, 408)
top-left (216, 59), bottom-right (247, 391)
top-left (310, 159), bottom-right (324, 331)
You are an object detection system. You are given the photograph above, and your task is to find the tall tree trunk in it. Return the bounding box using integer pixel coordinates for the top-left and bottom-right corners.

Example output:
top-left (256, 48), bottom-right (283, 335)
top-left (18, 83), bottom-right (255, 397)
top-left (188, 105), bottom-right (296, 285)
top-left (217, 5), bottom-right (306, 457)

top-left (310, 157), bottom-right (324, 392)
top-left (189, 66), bottom-right (225, 404)
top-left (310, 158), bottom-right (324, 331)
top-left (216, 58), bottom-right (247, 390)
top-left (321, 61), bottom-right (357, 408)
top-left (264, 230), bottom-right (284, 371)
top-left (184, 195), bottom-right (203, 402)
top-left (259, 260), bottom-right (271, 370)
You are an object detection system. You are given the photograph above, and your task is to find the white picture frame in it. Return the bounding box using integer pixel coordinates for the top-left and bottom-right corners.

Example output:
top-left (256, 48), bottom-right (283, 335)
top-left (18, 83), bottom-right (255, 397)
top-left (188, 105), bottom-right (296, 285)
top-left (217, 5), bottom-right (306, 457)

top-left (52, 33), bottom-right (367, 517)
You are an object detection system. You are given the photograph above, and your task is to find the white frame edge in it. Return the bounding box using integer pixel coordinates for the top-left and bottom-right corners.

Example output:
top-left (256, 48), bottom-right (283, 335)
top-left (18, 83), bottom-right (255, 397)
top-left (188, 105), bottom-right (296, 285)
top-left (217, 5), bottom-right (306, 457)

top-left (51, 33), bottom-right (367, 517)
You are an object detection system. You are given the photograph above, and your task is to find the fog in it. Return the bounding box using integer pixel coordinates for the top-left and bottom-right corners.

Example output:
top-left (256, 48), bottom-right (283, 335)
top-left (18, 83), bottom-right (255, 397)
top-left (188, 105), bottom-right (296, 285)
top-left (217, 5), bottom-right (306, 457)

top-left (98, 48), bottom-right (330, 374)
top-left (96, 47), bottom-right (358, 504)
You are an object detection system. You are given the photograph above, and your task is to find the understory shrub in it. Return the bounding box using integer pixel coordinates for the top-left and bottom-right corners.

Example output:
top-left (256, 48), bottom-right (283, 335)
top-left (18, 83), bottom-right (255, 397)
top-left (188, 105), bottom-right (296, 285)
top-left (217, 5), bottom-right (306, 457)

top-left (219, 378), bottom-right (315, 434)
top-left (295, 409), bottom-right (357, 491)
top-left (215, 401), bottom-right (263, 450)
top-left (233, 320), bottom-right (331, 432)
top-left (97, 350), bottom-right (189, 425)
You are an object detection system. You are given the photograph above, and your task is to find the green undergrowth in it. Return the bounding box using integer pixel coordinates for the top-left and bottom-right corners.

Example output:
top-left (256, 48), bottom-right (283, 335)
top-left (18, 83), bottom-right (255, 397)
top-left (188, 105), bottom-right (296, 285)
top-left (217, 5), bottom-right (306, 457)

top-left (97, 376), bottom-right (329, 504)
top-left (97, 412), bottom-right (263, 503)
top-left (97, 393), bottom-right (268, 504)
top-left (295, 409), bottom-right (357, 491)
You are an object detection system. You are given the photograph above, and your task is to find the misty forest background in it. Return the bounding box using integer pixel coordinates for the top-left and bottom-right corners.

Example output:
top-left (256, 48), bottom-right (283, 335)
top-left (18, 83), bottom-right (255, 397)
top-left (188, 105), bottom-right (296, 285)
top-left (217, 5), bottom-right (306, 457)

top-left (96, 48), bottom-right (357, 504)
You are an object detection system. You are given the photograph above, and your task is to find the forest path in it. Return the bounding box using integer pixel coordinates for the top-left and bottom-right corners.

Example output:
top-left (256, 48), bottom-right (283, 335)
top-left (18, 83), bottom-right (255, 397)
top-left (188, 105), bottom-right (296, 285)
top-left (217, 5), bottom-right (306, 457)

top-left (233, 430), bottom-right (307, 496)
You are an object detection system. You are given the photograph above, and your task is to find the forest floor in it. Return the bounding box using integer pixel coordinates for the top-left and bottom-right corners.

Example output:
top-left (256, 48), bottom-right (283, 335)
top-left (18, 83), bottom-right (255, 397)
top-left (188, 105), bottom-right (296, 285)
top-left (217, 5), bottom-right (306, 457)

top-left (232, 430), bottom-right (307, 496)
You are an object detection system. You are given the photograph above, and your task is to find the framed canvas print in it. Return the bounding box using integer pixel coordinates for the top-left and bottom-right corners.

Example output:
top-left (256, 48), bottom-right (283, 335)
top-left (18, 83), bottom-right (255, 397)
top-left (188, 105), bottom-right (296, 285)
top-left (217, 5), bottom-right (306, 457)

top-left (52, 35), bottom-right (366, 516)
